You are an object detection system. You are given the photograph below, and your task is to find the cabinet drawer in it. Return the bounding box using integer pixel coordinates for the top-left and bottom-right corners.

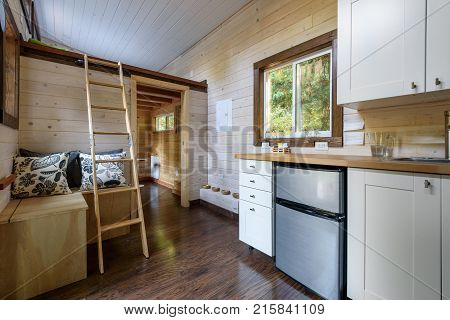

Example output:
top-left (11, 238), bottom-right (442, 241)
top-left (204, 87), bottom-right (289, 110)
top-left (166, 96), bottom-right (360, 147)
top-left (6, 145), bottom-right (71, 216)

top-left (239, 159), bottom-right (272, 176)
top-left (365, 169), bottom-right (413, 191)
top-left (239, 200), bottom-right (273, 256)
top-left (239, 185), bottom-right (272, 208)
top-left (239, 172), bottom-right (272, 192)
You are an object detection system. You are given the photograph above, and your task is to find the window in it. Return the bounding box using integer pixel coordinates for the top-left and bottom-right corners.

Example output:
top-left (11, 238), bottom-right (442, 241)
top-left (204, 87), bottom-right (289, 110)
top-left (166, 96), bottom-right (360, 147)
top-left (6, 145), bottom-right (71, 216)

top-left (254, 30), bottom-right (341, 147)
top-left (155, 113), bottom-right (175, 132)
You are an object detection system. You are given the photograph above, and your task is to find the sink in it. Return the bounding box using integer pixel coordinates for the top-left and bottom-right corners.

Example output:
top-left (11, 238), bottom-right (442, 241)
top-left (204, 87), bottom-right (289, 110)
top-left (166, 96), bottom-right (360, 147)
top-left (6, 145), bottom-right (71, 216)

top-left (390, 157), bottom-right (450, 163)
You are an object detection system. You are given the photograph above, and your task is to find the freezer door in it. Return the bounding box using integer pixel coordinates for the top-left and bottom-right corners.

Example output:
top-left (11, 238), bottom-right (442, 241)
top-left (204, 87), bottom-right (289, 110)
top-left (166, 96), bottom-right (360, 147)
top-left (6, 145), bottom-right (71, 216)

top-left (275, 204), bottom-right (344, 300)
top-left (276, 165), bottom-right (343, 213)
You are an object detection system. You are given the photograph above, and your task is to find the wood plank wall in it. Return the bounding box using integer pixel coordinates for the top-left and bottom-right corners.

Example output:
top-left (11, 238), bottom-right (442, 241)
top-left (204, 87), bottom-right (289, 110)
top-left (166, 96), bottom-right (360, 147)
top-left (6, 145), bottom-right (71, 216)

top-left (162, 0), bottom-right (450, 200)
top-left (188, 90), bottom-right (208, 201)
top-left (19, 56), bottom-right (134, 153)
top-left (0, 125), bottom-right (18, 213)
top-left (18, 56), bottom-right (136, 240)
top-left (150, 103), bottom-right (181, 189)
top-left (137, 109), bottom-right (152, 178)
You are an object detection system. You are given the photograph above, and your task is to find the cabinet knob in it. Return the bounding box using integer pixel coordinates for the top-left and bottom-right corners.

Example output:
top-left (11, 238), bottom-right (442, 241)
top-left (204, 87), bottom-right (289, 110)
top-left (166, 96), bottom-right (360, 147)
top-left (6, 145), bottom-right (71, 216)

top-left (250, 208), bottom-right (255, 212)
top-left (249, 180), bottom-right (255, 183)
top-left (436, 78), bottom-right (442, 86)
top-left (411, 82), bottom-right (417, 89)
top-left (424, 180), bottom-right (431, 188)
top-left (250, 194), bottom-right (255, 198)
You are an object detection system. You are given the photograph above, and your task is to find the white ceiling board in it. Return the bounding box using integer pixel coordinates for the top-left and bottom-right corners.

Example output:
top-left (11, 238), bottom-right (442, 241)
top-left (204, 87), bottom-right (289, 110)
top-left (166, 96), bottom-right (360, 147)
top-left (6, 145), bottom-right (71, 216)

top-left (34, 0), bottom-right (250, 71)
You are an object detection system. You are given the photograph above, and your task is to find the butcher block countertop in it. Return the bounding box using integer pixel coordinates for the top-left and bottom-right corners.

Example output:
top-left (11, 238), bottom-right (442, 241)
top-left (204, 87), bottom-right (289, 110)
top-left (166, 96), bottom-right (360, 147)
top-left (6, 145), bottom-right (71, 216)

top-left (235, 153), bottom-right (450, 175)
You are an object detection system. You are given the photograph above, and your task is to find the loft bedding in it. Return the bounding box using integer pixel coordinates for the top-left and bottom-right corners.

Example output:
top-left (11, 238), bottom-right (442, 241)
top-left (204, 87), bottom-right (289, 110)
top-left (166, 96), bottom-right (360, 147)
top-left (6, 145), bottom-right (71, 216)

top-left (11, 149), bottom-right (126, 199)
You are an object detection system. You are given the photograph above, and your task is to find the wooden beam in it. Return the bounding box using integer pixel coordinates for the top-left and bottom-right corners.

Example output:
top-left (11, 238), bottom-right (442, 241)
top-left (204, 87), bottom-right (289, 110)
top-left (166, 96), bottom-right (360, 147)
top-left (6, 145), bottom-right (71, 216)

top-left (136, 85), bottom-right (181, 98)
top-left (20, 41), bottom-right (208, 92)
top-left (137, 101), bottom-right (161, 108)
top-left (136, 95), bottom-right (173, 104)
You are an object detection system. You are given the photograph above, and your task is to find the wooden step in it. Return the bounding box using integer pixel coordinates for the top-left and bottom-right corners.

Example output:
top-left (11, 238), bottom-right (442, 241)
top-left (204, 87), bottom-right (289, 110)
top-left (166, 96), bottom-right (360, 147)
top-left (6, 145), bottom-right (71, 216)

top-left (97, 186), bottom-right (137, 196)
top-left (88, 57), bottom-right (119, 68)
top-left (95, 158), bottom-right (133, 164)
top-left (91, 105), bottom-right (126, 111)
top-left (101, 218), bottom-right (142, 233)
top-left (93, 131), bottom-right (129, 136)
top-left (89, 80), bottom-right (122, 89)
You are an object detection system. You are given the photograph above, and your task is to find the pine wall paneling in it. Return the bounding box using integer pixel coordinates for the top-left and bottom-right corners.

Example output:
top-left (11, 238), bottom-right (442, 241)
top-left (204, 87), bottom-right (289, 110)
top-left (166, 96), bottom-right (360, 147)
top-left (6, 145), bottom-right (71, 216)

top-left (19, 56), bottom-right (136, 241)
top-left (162, 0), bottom-right (450, 210)
top-left (0, 125), bottom-right (18, 213)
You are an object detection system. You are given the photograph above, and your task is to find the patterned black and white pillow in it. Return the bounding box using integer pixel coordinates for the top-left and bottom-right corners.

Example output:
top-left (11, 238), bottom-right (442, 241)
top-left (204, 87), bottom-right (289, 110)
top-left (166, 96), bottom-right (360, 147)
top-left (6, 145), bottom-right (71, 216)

top-left (79, 152), bottom-right (127, 191)
top-left (12, 153), bottom-right (72, 199)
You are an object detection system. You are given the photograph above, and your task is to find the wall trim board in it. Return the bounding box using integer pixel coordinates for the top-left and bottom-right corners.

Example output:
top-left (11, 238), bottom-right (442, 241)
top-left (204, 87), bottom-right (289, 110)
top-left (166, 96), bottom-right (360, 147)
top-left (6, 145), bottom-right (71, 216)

top-left (20, 41), bottom-right (208, 92)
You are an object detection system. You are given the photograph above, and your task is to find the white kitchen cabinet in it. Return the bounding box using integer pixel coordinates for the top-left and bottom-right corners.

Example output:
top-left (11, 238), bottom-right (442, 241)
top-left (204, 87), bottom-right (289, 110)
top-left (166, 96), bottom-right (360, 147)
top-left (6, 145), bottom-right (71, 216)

top-left (238, 160), bottom-right (273, 256)
top-left (426, 0), bottom-right (450, 92)
top-left (348, 169), bottom-right (441, 300)
top-left (442, 176), bottom-right (450, 300)
top-left (338, 0), bottom-right (426, 104)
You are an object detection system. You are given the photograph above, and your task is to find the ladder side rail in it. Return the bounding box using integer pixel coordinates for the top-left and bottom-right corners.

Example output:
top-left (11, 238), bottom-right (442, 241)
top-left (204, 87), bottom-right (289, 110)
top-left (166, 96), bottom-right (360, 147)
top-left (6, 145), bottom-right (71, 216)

top-left (84, 54), bottom-right (105, 274)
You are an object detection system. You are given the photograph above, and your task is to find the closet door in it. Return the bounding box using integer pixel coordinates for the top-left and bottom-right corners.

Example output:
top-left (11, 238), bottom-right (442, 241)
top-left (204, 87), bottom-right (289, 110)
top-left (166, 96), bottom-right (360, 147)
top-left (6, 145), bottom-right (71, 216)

top-left (338, 0), bottom-right (426, 104)
top-left (426, 0), bottom-right (450, 92)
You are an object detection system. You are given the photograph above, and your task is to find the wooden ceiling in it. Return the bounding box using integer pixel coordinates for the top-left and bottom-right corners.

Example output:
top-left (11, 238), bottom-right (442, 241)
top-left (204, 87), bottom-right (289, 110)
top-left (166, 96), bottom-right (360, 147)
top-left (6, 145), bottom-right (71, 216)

top-left (137, 84), bottom-right (181, 110)
top-left (35, 0), bottom-right (250, 70)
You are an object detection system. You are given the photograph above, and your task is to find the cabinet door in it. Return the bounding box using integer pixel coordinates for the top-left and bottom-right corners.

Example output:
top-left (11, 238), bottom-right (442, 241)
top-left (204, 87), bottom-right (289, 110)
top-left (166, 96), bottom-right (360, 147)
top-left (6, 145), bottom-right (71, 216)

top-left (365, 175), bottom-right (441, 300)
top-left (338, 0), bottom-right (426, 104)
top-left (413, 174), bottom-right (441, 299)
top-left (426, 0), bottom-right (450, 92)
top-left (365, 185), bottom-right (415, 299)
top-left (239, 200), bottom-right (272, 256)
top-left (442, 176), bottom-right (450, 300)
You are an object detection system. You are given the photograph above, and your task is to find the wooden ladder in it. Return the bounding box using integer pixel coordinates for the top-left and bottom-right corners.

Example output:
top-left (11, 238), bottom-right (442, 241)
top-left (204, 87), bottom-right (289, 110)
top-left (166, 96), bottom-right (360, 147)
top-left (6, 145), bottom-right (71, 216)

top-left (83, 55), bottom-right (149, 274)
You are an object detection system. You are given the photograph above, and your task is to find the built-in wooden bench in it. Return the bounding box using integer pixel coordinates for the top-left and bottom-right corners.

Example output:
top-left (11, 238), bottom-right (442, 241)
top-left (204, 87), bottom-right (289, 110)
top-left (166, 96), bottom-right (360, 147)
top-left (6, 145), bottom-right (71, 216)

top-left (0, 193), bottom-right (88, 300)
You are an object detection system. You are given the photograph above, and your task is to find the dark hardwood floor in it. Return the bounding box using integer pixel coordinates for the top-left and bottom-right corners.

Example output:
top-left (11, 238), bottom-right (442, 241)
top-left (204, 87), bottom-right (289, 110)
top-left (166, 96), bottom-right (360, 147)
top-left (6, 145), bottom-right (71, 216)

top-left (38, 183), bottom-right (318, 300)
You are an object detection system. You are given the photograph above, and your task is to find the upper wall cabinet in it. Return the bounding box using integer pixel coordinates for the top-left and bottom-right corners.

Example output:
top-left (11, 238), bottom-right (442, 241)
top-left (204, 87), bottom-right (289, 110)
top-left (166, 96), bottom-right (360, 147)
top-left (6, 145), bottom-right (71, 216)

top-left (338, 0), bottom-right (426, 105)
top-left (427, 0), bottom-right (450, 92)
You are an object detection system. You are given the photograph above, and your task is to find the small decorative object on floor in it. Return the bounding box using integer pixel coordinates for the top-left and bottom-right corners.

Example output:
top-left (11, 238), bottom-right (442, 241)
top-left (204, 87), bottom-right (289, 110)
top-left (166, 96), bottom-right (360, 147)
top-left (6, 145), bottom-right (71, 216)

top-left (202, 184), bottom-right (211, 189)
top-left (221, 190), bottom-right (231, 195)
top-left (211, 187), bottom-right (220, 192)
top-left (232, 192), bottom-right (239, 199)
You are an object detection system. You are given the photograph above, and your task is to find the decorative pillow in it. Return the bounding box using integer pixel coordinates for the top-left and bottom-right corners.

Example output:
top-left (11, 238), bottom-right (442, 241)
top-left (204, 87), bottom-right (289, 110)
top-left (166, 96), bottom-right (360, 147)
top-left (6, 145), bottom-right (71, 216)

top-left (79, 152), bottom-right (127, 191)
top-left (19, 148), bottom-right (81, 188)
top-left (12, 153), bottom-right (72, 199)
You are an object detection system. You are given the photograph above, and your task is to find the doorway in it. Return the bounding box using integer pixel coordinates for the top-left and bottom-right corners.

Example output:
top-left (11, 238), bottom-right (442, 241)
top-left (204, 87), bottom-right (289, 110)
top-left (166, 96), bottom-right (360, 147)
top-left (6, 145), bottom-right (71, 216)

top-left (131, 76), bottom-right (190, 207)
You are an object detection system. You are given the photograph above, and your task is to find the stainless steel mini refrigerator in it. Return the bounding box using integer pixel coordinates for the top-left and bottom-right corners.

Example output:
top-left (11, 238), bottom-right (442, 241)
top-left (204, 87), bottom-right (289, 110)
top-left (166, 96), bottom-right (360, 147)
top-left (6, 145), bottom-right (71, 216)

top-left (275, 163), bottom-right (346, 300)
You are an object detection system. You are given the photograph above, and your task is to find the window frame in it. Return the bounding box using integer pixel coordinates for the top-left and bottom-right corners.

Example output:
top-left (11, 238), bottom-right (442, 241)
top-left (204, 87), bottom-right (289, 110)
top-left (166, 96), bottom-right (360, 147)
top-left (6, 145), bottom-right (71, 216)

top-left (154, 112), bottom-right (175, 133)
top-left (253, 30), bottom-right (342, 147)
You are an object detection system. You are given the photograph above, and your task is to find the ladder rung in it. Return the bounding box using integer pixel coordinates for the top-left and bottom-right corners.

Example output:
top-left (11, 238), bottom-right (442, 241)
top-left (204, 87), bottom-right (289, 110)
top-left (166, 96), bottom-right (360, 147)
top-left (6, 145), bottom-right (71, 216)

top-left (89, 80), bottom-right (123, 89)
top-left (93, 131), bottom-right (129, 136)
top-left (97, 186), bottom-right (137, 196)
top-left (95, 158), bottom-right (133, 164)
top-left (91, 105), bottom-right (126, 111)
top-left (88, 57), bottom-right (119, 68)
top-left (101, 218), bottom-right (142, 233)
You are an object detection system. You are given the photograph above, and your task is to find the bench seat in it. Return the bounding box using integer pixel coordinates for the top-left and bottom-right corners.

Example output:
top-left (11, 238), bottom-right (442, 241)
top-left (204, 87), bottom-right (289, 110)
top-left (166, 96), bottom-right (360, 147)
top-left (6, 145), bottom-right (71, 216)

top-left (0, 193), bottom-right (88, 300)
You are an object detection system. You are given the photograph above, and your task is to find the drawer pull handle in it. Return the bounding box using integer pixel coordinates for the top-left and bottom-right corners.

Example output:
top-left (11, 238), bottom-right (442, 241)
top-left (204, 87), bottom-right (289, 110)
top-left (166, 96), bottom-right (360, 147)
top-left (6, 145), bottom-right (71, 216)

top-left (411, 81), bottom-right (417, 89)
top-left (424, 179), bottom-right (431, 188)
top-left (250, 208), bottom-right (255, 212)
top-left (436, 78), bottom-right (442, 86)
top-left (249, 180), bottom-right (255, 183)
top-left (249, 165), bottom-right (256, 168)
top-left (250, 195), bottom-right (255, 198)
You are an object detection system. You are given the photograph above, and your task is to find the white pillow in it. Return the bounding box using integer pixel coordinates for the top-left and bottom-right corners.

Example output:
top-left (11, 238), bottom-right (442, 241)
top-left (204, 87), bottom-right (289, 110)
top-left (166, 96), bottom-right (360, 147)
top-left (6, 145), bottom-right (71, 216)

top-left (79, 152), bottom-right (127, 191)
top-left (12, 153), bottom-right (72, 199)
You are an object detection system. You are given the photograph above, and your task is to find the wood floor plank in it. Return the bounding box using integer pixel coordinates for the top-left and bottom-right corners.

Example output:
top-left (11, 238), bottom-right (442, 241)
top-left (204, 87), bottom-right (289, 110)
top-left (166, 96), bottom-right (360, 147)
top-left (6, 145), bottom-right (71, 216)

top-left (36, 183), bottom-right (318, 300)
